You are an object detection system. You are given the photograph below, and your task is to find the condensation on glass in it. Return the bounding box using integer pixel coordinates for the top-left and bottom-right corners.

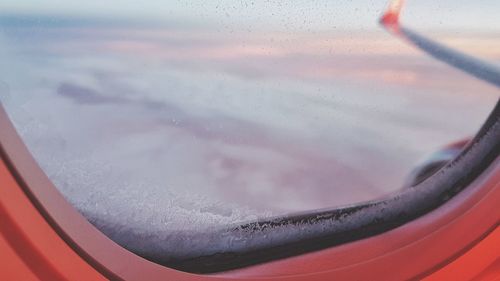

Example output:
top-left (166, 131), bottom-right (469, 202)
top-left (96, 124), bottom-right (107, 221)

top-left (0, 0), bottom-right (498, 264)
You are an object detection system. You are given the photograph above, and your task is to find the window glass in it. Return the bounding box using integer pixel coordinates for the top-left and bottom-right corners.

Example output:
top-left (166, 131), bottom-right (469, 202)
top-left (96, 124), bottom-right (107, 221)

top-left (0, 0), bottom-right (498, 242)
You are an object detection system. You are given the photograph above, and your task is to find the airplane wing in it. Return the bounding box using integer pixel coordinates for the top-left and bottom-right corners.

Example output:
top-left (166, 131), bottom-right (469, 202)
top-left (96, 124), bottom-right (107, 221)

top-left (380, 0), bottom-right (500, 88)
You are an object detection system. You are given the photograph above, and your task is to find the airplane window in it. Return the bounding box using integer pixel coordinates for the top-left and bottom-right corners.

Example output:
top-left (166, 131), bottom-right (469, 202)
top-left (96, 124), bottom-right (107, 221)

top-left (0, 0), bottom-right (498, 273)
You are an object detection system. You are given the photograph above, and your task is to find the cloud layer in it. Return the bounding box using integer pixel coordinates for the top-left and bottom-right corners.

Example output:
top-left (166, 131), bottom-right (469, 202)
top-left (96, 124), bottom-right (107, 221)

top-left (0, 20), bottom-right (497, 236)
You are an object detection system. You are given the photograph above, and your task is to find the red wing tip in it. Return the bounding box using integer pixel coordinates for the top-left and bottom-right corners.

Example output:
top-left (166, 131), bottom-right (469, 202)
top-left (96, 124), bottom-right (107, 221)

top-left (379, 0), bottom-right (404, 27)
top-left (380, 12), bottom-right (399, 26)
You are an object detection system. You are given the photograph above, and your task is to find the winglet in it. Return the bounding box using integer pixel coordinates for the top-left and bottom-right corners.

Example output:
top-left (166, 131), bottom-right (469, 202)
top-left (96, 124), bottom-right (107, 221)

top-left (379, 0), bottom-right (404, 29)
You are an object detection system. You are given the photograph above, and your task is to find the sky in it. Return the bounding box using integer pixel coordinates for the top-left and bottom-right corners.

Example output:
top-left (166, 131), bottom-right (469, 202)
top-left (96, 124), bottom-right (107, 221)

top-left (1, 0), bottom-right (500, 32)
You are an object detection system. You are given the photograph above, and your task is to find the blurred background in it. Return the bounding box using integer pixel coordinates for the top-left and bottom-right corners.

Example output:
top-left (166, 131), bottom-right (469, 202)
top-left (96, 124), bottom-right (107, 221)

top-left (0, 1), bottom-right (498, 232)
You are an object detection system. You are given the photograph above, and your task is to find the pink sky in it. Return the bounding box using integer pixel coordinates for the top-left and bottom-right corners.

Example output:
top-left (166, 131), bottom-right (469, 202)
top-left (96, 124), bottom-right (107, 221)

top-left (0, 21), bottom-right (498, 230)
